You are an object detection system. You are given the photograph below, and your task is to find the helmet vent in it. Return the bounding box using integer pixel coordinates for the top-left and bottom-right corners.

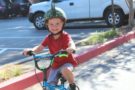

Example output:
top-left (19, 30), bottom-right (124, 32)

top-left (51, 1), bottom-right (56, 17)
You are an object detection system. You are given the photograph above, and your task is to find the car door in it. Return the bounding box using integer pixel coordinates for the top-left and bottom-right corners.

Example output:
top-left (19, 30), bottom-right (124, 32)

top-left (55, 0), bottom-right (90, 20)
top-left (90, 0), bottom-right (111, 18)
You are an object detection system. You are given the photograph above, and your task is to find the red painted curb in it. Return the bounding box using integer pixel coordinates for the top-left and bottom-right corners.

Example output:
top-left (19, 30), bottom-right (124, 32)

top-left (0, 71), bottom-right (42, 90)
top-left (0, 31), bottom-right (135, 90)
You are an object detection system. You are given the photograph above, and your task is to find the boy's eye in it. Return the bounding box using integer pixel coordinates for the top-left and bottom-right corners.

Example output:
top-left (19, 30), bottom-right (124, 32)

top-left (48, 23), bottom-right (62, 27)
top-left (56, 23), bottom-right (60, 26)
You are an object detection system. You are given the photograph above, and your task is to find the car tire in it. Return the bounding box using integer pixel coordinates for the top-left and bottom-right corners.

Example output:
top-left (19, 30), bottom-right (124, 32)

top-left (33, 13), bottom-right (45, 30)
top-left (105, 9), bottom-right (124, 27)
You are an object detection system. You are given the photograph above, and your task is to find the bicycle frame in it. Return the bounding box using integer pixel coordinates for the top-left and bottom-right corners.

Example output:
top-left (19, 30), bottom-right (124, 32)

top-left (43, 81), bottom-right (66, 90)
top-left (28, 51), bottom-right (68, 90)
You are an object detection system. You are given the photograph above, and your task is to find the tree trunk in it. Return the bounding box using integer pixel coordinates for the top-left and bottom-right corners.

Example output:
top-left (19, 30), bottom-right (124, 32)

top-left (126, 0), bottom-right (134, 27)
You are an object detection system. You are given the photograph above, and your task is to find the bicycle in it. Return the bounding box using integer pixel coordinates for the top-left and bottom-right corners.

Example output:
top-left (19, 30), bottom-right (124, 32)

top-left (28, 50), bottom-right (80, 90)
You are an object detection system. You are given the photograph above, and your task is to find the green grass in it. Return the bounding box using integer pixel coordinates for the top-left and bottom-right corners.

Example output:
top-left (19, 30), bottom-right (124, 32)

top-left (78, 28), bottom-right (120, 46)
top-left (0, 64), bottom-right (23, 81)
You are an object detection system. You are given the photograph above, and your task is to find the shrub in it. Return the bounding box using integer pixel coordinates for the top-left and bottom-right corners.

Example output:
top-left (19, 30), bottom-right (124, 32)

top-left (0, 64), bottom-right (23, 81)
top-left (78, 28), bottom-right (120, 46)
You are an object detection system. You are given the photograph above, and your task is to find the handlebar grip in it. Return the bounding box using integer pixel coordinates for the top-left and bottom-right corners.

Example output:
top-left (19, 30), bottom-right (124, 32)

top-left (27, 51), bottom-right (35, 56)
top-left (72, 50), bottom-right (76, 53)
top-left (60, 50), bottom-right (68, 54)
top-left (60, 50), bottom-right (76, 54)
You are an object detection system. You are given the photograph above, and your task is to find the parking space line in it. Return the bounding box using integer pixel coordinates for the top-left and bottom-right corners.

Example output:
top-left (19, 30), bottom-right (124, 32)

top-left (0, 37), bottom-right (44, 39)
top-left (0, 49), bottom-right (7, 54)
top-left (0, 48), bottom-right (24, 50)
top-left (0, 48), bottom-right (48, 51)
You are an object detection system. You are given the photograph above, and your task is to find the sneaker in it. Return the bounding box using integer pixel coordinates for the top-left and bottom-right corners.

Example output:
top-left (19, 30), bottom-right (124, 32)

top-left (69, 83), bottom-right (76, 90)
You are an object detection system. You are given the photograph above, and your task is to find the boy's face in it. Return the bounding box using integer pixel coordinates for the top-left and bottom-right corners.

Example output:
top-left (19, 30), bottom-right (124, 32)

top-left (47, 18), bottom-right (64, 34)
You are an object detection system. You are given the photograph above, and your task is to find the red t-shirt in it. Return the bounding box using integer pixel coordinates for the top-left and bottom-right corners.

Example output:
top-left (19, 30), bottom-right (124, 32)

top-left (41, 32), bottom-right (78, 68)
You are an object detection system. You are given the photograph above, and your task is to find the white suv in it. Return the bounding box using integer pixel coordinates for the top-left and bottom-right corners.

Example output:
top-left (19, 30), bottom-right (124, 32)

top-left (28, 0), bottom-right (132, 30)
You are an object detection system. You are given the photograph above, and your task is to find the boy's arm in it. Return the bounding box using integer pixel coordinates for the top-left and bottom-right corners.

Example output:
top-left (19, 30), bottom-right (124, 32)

top-left (32, 44), bottom-right (45, 53)
top-left (23, 44), bottom-right (44, 56)
top-left (66, 39), bottom-right (76, 54)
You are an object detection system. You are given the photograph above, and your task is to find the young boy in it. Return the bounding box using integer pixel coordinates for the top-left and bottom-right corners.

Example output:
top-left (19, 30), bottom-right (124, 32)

top-left (23, 7), bottom-right (78, 90)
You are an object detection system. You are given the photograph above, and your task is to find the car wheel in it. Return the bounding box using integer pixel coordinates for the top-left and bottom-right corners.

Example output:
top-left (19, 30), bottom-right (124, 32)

top-left (105, 9), bottom-right (124, 27)
top-left (33, 13), bottom-right (45, 30)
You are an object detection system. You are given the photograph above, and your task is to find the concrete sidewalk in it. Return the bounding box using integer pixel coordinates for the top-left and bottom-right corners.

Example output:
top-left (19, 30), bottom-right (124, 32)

top-left (74, 38), bottom-right (135, 90)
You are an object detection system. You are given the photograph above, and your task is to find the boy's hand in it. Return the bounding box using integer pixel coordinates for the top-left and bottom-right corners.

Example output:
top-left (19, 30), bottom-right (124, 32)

top-left (66, 48), bottom-right (75, 54)
top-left (22, 48), bottom-right (32, 56)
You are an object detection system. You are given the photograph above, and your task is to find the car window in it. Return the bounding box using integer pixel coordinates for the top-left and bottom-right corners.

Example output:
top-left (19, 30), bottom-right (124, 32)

top-left (41, 0), bottom-right (50, 1)
top-left (54, 0), bottom-right (72, 3)
top-left (12, 0), bottom-right (29, 3)
top-left (0, 0), bottom-right (6, 6)
top-left (53, 0), bottom-right (65, 3)
top-left (12, 0), bottom-right (23, 3)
